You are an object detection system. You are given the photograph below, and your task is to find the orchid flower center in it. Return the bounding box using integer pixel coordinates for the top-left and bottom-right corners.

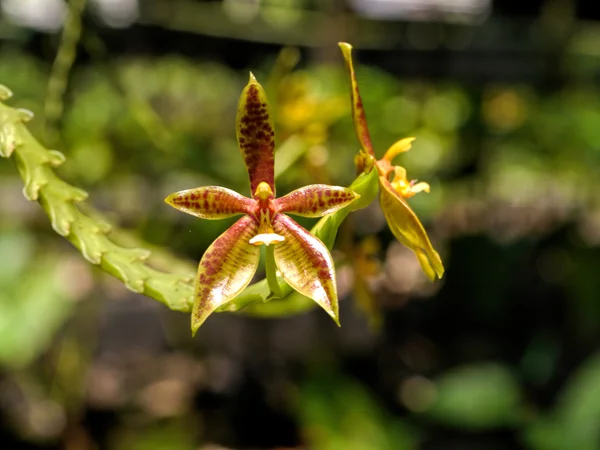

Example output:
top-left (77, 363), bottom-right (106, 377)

top-left (390, 166), bottom-right (430, 199)
top-left (255, 181), bottom-right (273, 201)
top-left (249, 181), bottom-right (285, 246)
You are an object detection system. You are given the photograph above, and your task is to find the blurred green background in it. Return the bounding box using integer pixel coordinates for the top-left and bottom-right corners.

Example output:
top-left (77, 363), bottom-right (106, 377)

top-left (1, 0), bottom-right (600, 449)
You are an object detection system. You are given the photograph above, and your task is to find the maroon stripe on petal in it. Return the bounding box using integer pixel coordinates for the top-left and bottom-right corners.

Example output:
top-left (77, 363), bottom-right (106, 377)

top-left (338, 43), bottom-right (375, 157)
top-left (192, 215), bottom-right (260, 334)
top-left (275, 184), bottom-right (359, 218)
top-left (165, 186), bottom-right (254, 219)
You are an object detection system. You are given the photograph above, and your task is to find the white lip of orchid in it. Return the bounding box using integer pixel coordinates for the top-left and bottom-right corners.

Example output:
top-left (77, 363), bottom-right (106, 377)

top-left (249, 233), bottom-right (285, 246)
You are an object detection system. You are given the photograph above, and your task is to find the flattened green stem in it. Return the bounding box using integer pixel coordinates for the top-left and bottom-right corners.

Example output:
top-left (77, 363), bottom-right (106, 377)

top-left (0, 93), bottom-right (194, 313)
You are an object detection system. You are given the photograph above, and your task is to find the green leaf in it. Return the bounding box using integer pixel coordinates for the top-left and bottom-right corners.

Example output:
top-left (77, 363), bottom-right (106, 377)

top-left (0, 241), bottom-right (74, 368)
top-left (524, 352), bottom-right (600, 450)
top-left (299, 370), bottom-right (417, 450)
top-left (422, 363), bottom-right (525, 429)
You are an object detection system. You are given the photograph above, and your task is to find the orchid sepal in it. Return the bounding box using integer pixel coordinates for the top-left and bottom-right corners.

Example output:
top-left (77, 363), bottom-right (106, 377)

top-left (338, 42), bottom-right (375, 157)
top-left (165, 186), bottom-right (254, 219)
top-left (273, 214), bottom-right (340, 324)
top-left (276, 184), bottom-right (360, 218)
top-left (379, 177), bottom-right (443, 281)
top-left (191, 215), bottom-right (260, 335)
top-left (237, 72), bottom-right (276, 197)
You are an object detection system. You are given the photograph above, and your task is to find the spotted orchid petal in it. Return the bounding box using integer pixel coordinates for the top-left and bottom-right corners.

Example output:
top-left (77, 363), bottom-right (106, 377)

top-left (275, 184), bottom-right (360, 218)
top-left (237, 73), bottom-right (276, 197)
top-left (379, 177), bottom-right (444, 281)
top-left (338, 42), bottom-right (375, 157)
top-left (272, 214), bottom-right (339, 324)
top-left (165, 186), bottom-right (254, 219)
top-left (192, 215), bottom-right (260, 334)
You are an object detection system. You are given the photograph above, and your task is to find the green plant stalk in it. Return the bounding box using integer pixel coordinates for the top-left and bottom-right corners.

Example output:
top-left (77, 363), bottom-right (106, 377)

top-left (0, 85), bottom-right (380, 320)
top-left (44, 0), bottom-right (87, 146)
top-left (264, 244), bottom-right (284, 298)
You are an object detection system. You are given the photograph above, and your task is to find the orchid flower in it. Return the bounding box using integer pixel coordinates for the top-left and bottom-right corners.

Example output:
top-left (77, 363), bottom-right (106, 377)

top-left (338, 43), bottom-right (444, 281)
top-left (165, 74), bottom-right (359, 334)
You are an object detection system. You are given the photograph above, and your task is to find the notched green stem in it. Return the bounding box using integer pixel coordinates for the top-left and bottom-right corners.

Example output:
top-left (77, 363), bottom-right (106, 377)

top-left (1, 87), bottom-right (194, 313)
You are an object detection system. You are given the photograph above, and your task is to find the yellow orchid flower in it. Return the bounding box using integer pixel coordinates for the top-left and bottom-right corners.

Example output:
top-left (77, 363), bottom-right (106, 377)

top-left (338, 43), bottom-right (444, 281)
top-left (165, 73), bottom-right (359, 334)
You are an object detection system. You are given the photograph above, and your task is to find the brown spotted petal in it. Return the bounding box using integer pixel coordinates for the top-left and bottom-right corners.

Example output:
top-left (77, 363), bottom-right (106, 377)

top-left (236, 73), bottom-right (276, 197)
top-left (165, 186), bottom-right (254, 219)
top-left (192, 215), bottom-right (260, 334)
top-left (338, 42), bottom-right (375, 157)
top-left (275, 184), bottom-right (360, 218)
top-left (379, 177), bottom-right (444, 281)
top-left (272, 214), bottom-right (339, 324)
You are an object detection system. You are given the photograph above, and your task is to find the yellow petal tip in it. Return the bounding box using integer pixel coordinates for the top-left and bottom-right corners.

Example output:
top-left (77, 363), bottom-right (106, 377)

top-left (384, 137), bottom-right (417, 162)
top-left (323, 303), bottom-right (340, 326)
top-left (332, 315), bottom-right (341, 327)
top-left (191, 320), bottom-right (201, 337)
top-left (192, 309), bottom-right (210, 336)
top-left (415, 248), bottom-right (444, 281)
top-left (323, 306), bottom-right (341, 326)
top-left (338, 42), bottom-right (353, 58)
top-left (248, 71), bottom-right (257, 83)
